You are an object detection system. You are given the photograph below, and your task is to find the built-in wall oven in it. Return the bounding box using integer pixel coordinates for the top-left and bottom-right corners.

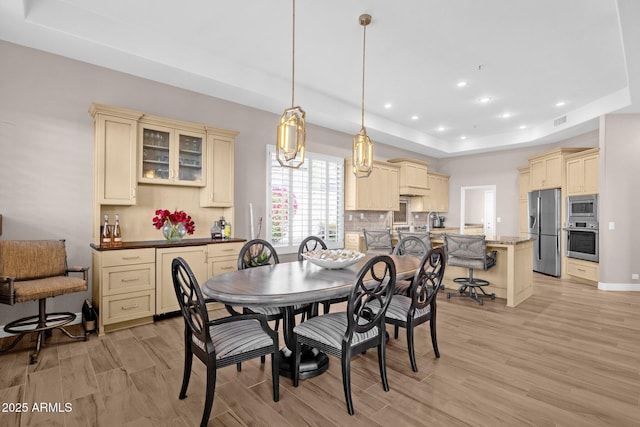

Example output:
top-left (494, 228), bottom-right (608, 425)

top-left (566, 194), bottom-right (599, 262)
top-left (566, 221), bottom-right (598, 262)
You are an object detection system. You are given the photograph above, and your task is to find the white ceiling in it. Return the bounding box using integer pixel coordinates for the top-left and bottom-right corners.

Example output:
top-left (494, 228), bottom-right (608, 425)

top-left (1, 0), bottom-right (639, 158)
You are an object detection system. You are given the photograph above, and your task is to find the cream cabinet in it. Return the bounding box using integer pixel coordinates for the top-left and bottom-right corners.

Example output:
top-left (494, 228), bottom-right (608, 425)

top-left (200, 130), bottom-right (238, 207)
top-left (345, 160), bottom-right (399, 211)
top-left (91, 248), bottom-right (156, 336)
top-left (528, 148), bottom-right (585, 190)
top-left (207, 241), bottom-right (244, 277)
top-left (387, 158), bottom-right (429, 196)
top-left (155, 246), bottom-right (208, 315)
top-left (89, 104), bottom-right (142, 207)
top-left (518, 166), bottom-right (530, 238)
top-left (138, 117), bottom-right (206, 187)
top-left (566, 257), bottom-right (599, 283)
top-left (344, 232), bottom-right (362, 251)
top-left (411, 172), bottom-right (449, 212)
top-left (566, 148), bottom-right (599, 196)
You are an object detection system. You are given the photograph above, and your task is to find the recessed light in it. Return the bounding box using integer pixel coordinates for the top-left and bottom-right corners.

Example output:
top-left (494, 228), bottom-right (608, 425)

top-left (555, 101), bottom-right (566, 107)
top-left (519, 125), bottom-right (527, 130)
top-left (436, 126), bottom-right (446, 132)
top-left (460, 135), bottom-right (467, 140)
top-left (456, 81), bottom-right (468, 88)
top-left (501, 112), bottom-right (512, 119)
top-left (384, 103), bottom-right (392, 109)
top-left (478, 96), bottom-right (492, 104)
top-left (411, 115), bottom-right (419, 120)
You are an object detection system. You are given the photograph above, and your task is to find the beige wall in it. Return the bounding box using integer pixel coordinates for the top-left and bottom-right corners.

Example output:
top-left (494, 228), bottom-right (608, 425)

top-left (599, 114), bottom-right (640, 286)
top-left (0, 41), bottom-right (434, 325)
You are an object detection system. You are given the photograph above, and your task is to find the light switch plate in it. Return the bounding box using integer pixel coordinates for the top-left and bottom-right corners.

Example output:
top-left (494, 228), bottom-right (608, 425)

top-left (609, 222), bottom-right (615, 230)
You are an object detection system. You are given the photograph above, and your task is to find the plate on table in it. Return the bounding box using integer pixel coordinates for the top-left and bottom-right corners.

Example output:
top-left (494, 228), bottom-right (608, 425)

top-left (302, 249), bottom-right (365, 269)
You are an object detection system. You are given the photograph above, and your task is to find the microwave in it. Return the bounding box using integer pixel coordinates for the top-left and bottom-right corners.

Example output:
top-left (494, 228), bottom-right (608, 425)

top-left (567, 194), bottom-right (598, 219)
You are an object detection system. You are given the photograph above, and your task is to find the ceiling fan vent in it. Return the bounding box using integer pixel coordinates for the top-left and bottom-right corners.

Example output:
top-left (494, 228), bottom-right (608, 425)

top-left (554, 115), bottom-right (567, 127)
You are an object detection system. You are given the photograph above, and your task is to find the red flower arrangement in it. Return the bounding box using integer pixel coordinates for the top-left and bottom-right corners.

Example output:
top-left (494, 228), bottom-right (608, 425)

top-left (152, 209), bottom-right (195, 235)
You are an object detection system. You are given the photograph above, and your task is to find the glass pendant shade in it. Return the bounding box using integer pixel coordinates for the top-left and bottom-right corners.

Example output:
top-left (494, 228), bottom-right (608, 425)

top-left (277, 106), bottom-right (306, 167)
top-left (352, 127), bottom-right (373, 178)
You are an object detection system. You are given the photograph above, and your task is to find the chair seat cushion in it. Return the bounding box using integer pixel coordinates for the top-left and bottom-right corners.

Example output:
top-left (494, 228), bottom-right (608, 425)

top-left (393, 279), bottom-right (411, 296)
top-left (384, 296), bottom-right (430, 321)
top-left (192, 318), bottom-right (274, 359)
top-left (14, 276), bottom-right (87, 303)
top-left (293, 312), bottom-right (379, 350)
top-left (246, 304), bottom-right (308, 317)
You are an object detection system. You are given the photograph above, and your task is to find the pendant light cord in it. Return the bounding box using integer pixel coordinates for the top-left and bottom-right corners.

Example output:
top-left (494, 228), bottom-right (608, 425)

top-left (361, 19), bottom-right (367, 129)
top-left (291, 0), bottom-right (296, 108)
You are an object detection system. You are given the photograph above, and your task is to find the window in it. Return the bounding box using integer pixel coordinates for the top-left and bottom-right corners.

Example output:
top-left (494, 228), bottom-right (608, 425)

top-left (266, 145), bottom-right (344, 253)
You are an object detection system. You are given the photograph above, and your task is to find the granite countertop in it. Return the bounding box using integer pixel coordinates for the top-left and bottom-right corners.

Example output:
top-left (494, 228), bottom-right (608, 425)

top-left (90, 237), bottom-right (246, 251)
top-left (429, 234), bottom-right (533, 245)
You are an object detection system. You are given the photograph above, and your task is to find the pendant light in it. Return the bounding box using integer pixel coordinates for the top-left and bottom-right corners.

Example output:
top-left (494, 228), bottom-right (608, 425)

top-left (353, 14), bottom-right (373, 178)
top-left (276, 0), bottom-right (306, 168)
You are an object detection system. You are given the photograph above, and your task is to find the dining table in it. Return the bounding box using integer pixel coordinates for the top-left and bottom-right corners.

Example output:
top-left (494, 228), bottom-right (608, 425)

top-left (201, 253), bottom-right (421, 379)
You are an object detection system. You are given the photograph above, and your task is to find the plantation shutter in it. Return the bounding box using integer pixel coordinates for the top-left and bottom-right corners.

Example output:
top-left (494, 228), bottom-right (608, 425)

top-left (266, 146), bottom-right (344, 253)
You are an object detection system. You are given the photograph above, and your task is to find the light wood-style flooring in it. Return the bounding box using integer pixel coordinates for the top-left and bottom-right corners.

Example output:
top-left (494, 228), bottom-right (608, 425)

top-left (2, 273), bottom-right (640, 426)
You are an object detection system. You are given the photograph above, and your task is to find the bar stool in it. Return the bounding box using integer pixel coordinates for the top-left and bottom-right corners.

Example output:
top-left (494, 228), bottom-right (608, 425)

top-left (443, 234), bottom-right (497, 305)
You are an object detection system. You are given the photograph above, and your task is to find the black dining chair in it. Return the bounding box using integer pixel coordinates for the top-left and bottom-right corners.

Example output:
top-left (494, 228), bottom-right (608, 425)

top-left (383, 247), bottom-right (446, 372)
top-left (297, 236), bottom-right (347, 315)
top-left (292, 255), bottom-right (396, 415)
top-left (391, 235), bottom-right (429, 296)
top-left (363, 228), bottom-right (394, 254)
top-left (171, 257), bottom-right (280, 427)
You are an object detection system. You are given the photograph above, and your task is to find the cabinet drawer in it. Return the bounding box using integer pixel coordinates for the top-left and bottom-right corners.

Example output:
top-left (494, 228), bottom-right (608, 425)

top-left (103, 290), bottom-right (155, 325)
top-left (212, 259), bottom-right (237, 276)
top-left (101, 248), bottom-right (155, 267)
top-left (208, 242), bottom-right (244, 258)
top-left (567, 259), bottom-right (599, 282)
top-left (101, 263), bottom-right (155, 296)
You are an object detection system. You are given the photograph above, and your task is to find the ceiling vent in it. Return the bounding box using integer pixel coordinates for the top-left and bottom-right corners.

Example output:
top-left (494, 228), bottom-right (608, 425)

top-left (554, 115), bottom-right (567, 127)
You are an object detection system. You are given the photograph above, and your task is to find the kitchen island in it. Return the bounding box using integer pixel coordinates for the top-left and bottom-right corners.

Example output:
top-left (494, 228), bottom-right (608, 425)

top-left (430, 234), bottom-right (534, 308)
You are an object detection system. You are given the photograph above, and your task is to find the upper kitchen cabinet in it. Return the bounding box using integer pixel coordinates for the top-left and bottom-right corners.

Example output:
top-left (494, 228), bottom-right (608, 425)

top-left (90, 103), bottom-right (143, 206)
top-left (200, 128), bottom-right (239, 207)
top-left (518, 166), bottom-right (530, 238)
top-left (528, 148), bottom-right (585, 190)
top-left (138, 115), bottom-right (206, 187)
top-left (387, 158), bottom-right (429, 196)
top-left (566, 148), bottom-right (599, 196)
top-left (345, 160), bottom-right (399, 211)
top-left (411, 171), bottom-right (450, 212)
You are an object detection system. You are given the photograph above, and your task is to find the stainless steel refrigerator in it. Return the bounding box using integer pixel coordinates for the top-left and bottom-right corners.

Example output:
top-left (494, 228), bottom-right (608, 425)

top-left (528, 188), bottom-right (561, 277)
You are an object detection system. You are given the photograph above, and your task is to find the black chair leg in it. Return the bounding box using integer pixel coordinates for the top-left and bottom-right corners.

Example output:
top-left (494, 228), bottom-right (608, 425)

top-left (394, 325), bottom-right (399, 339)
top-left (342, 355), bottom-right (354, 415)
top-left (180, 336), bottom-right (193, 399)
top-left (378, 340), bottom-right (390, 392)
top-left (200, 361), bottom-right (217, 427)
top-left (271, 352), bottom-right (280, 402)
top-left (430, 317), bottom-right (440, 358)
top-left (293, 341), bottom-right (302, 387)
top-left (406, 325), bottom-right (418, 372)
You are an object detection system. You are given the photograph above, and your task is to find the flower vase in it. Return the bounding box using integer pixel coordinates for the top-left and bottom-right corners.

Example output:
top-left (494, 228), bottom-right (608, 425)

top-left (162, 220), bottom-right (186, 242)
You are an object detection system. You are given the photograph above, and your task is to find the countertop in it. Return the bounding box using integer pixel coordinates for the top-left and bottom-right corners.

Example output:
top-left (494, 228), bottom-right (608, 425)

top-left (90, 237), bottom-right (246, 251)
top-left (429, 234), bottom-right (534, 245)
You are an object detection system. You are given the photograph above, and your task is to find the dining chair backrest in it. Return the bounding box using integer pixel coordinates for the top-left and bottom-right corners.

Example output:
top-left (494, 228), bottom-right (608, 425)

top-left (409, 247), bottom-right (446, 311)
top-left (398, 231), bottom-right (432, 252)
top-left (297, 236), bottom-right (327, 261)
top-left (172, 257), bottom-right (211, 356)
top-left (238, 239), bottom-right (280, 270)
top-left (392, 235), bottom-right (428, 258)
top-left (346, 255), bottom-right (396, 340)
top-left (363, 229), bottom-right (393, 254)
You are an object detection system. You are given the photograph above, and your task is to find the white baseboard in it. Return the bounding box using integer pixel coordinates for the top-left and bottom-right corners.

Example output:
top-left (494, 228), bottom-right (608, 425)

top-left (0, 311), bottom-right (82, 339)
top-left (598, 282), bottom-right (640, 291)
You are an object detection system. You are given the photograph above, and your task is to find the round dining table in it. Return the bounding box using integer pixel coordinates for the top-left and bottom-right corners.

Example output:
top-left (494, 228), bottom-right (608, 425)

top-left (202, 253), bottom-right (421, 379)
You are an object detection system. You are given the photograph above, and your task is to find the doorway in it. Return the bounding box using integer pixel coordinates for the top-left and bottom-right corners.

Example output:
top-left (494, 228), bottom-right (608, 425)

top-left (460, 185), bottom-right (496, 235)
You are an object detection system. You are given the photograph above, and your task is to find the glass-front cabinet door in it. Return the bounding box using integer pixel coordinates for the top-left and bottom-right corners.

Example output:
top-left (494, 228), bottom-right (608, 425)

top-left (139, 123), bottom-right (205, 186)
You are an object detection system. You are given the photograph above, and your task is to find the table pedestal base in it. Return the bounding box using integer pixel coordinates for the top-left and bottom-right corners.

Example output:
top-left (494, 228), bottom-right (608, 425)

top-left (278, 345), bottom-right (329, 379)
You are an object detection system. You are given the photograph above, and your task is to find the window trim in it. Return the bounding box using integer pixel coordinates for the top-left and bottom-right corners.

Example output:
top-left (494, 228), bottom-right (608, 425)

top-left (265, 145), bottom-right (344, 254)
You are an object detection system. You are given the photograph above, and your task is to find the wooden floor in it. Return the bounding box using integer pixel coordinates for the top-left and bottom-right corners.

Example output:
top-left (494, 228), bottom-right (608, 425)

top-left (2, 273), bottom-right (640, 426)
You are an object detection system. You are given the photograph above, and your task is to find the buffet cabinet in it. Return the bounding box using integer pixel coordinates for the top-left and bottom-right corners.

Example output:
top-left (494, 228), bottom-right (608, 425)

top-left (91, 239), bottom-right (244, 335)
